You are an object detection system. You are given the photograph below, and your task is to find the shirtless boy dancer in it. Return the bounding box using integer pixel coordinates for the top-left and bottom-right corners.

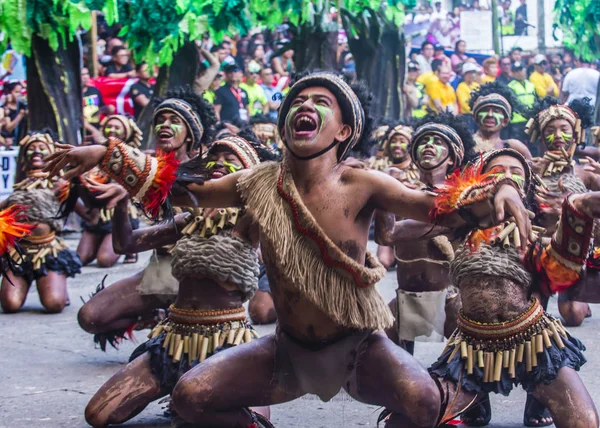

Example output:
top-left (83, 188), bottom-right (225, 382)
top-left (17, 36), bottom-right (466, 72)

top-left (45, 71), bottom-right (531, 428)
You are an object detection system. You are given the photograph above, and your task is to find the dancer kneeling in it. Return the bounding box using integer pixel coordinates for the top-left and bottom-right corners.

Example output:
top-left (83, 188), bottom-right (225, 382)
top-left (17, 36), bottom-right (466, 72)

top-left (419, 148), bottom-right (598, 428)
top-left (83, 135), bottom-right (274, 427)
top-left (0, 132), bottom-right (81, 313)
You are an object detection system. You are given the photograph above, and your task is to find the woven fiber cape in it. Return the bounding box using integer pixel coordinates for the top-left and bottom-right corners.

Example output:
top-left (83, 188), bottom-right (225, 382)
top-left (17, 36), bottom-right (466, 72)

top-left (238, 162), bottom-right (393, 330)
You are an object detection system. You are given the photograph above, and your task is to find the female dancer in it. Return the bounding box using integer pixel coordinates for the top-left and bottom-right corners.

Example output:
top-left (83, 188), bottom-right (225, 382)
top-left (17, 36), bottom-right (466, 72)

top-left (416, 148), bottom-right (599, 428)
top-left (83, 135), bottom-right (274, 427)
top-left (77, 87), bottom-right (217, 350)
top-left (77, 114), bottom-right (143, 267)
top-left (0, 132), bottom-right (81, 313)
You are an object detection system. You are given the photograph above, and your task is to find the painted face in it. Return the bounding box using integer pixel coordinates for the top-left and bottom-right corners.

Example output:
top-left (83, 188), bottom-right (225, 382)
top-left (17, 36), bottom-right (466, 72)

top-left (483, 155), bottom-right (526, 192)
top-left (284, 86), bottom-right (349, 159)
top-left (542, 118), bottom-right (574, 150)
top-left (102, 118), bottom-right (127, 140)
top-left (477, 106), bottom-right (508, 132)
top-left (205, 148), bottom-right (244, 179)
top-left (154, 112), bottom-right (189, 152)
top-left (386, 134), bottom-right (409, 162)
top-left (415, 135), bottom-right (450, 170)
top-left (25, 141), bottom-right (51, 170)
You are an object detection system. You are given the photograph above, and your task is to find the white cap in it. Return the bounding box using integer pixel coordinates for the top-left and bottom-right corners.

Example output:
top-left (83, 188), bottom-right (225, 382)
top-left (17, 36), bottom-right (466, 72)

top-left (462, 62), bottom-right (480, 74)
top-left (534, 54), bottom-right (547, 64)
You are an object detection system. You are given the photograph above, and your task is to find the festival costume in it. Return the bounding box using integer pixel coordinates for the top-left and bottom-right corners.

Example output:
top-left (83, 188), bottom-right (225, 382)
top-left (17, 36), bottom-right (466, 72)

top-left (368, 125), bottom-right (421, 185)
top-left (4, 135), bottom-right (81, 281)
top-left (129, 136), bottom-right (262, 391)
top-left (426, 149), bottom-right (589, 423)
top-left (390, 122), bottom-right (465, 343)
top-left (96, 74), bottom-right (394, 404)
top-left (471, 92), bottom-right (514, 153)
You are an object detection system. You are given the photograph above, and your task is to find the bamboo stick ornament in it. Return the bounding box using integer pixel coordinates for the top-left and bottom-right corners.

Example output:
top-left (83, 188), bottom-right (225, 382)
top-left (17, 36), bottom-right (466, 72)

top-left (525, 341), bottom-right (532, 372)
top-left (483, 353), bottom-right (489, 382)
top-left (460, 341), bottom-right (468, 359)
top-left (191, 333), bottom-right (199, 360)
top-left (502, 234), bottom-right (511, 249)
top-left (250, 329), bottom-right (260, 339)
top-left (495, 222), bottom-right (516, 243)
top-left (233, 328), bottom-right (246, 346)
top-left (151, 325), bottom-right (163, 338)
top-left (199, 337), bottom-right (209, 362)
top-left (549, 323), bottom-right (564, 349)
top-left (244, 329), bottom-right (252, 343)
top-left (467, 345), bottom-right (474, 375)
top-left (512, 227), bottom-right (521, 249)
top-left (227, 328), bottom-right (236, 345)
top-left (535, 334), bottom-right (544, 354)
top-left (503, 350), bottom-right (510, 368)
top-left (489, 352), bottom-right (495, 380)
top-left (509, 348), bottom-right (516, 378)
top-left (219, 330), bottom-right (227, 347)
top-left (197, 334), bottom-right (203, 357)
top-left (183, 336), bottom-right (190, 355)
top-left (228, 209), bottom-right (239, 226)
top-left (545, 151), bottom-right (561, 160)
top-left (542, 329), bottom-right (552, 348)
top-left (531, 341), bottom-right (538, 367)
top-left (560, 147), bottom-right (569, 159)
top-left (517, 343), bottom-right (525, 363)
top-left (493, 351), bottom-right (503, 382)
top-left (173, 339), bottom-right (184, 362)
top-left (212, 332), bottom-right (220, 352)
top-left (477, 349), bottom-right (484, 368)
top-left (162, 331), bottom-right (172, 349)
top-left (207, 335), bottom-right (213, 354)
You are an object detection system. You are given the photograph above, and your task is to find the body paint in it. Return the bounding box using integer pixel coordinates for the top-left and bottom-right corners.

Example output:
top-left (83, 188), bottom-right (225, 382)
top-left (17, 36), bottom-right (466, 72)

top-left (561, 132), bottom-right (573, 142)
top-left (545, 133), bottom-right (555, 146)
top-left (313, 104), bottom-right (333, 132)
top-left (170, 124), bottom-right (183, 136)
top-left (223, 160), bottom-right (242, 174)
top-left (477, 111), bottom-right (504, 127)
top-left (284, 105), bottom-right (300, 138)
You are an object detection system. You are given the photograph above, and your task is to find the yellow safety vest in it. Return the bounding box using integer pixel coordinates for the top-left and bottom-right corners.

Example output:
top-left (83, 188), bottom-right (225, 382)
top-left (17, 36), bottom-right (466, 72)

top-left (508, 80), bottom-right (536, 123)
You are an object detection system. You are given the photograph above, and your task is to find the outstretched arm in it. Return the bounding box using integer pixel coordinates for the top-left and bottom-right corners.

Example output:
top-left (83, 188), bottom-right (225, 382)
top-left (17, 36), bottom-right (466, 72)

top-left (374, 210), bottom-right (449, 246)
top-left (43, 140), bottom-right (245, 214)
top-left (358, 168), bottom-right (532, 249)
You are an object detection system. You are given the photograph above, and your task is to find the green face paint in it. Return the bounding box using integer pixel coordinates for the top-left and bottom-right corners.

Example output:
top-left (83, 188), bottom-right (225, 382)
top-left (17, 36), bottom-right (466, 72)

top-left (104, 127), bottom-right (111, 135)
top-left (285, 105), bottom-right (300, 137)
top-left (477, 111), bottom-right (504, 127)
top-left (545, 133), bottom-right (555, 146)
top-left (170, 124), bottom-right (183, 136)
top-left (154, 124), bottom-right (162, 134)
top-left (561, 132), bottom-right (573, 142)
top-left (313, 104), bottom-right (332, 132)
top-left (206, 161), bottom-right (216, 169)
top-left (223, 160), bottom-right (242, 174)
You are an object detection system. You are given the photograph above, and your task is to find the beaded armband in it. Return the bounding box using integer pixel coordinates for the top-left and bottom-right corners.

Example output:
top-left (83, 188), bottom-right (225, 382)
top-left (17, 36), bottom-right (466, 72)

top-left (181, 208), bottom-right (241, 238)
top-left (100, 138), bottom-right (179, 218)
top-left (430, 165), bottom-right (524, 224)
top-left (539, 195), bottom-right (594, 293)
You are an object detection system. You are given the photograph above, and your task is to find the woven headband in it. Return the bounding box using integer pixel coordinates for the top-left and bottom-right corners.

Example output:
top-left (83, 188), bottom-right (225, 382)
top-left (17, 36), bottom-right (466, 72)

top-left (19, 133), bottom-right (55, 154)
top-left (153, 99), bottom-right (204, 149)
top-left (208, 136), bottom-right (260, 169)
top-left (278, 72), bottom-right (365, 161)
top-left (472, 93), bottom-right (512, 119)
top-left (411, 123), bottom-right (464, 170)
top-left (525, 104), bottom-right (583, 144)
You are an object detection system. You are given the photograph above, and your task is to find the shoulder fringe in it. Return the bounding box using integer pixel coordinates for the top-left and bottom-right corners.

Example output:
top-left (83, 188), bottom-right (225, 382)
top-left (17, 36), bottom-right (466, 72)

top-left (238, 162), bottom-right (393, 330)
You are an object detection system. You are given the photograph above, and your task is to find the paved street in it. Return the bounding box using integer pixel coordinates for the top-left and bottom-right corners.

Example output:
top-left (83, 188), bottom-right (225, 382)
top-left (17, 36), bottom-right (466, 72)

top-left (1, 237), bottom-right (599, 428)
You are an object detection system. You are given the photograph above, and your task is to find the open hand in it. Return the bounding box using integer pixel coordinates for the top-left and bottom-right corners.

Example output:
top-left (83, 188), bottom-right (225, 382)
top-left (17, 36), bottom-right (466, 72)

top-left (43, 144), bottom-right (107, 180)
top-left (583, 156), bottom-right (600, 175)
top-left (83, 178), bottom-right (129, 209)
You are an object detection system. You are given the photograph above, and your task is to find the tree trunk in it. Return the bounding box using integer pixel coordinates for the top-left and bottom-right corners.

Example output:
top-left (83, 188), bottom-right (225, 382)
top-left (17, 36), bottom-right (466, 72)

top-left (138, 42), bottom-right (200, 149)
top-left (26, 35), bottom-right (83, 145)
top-left (294, 30), bottom-right (338, 72)
top-left (368, 30), bottom-right (405, 119)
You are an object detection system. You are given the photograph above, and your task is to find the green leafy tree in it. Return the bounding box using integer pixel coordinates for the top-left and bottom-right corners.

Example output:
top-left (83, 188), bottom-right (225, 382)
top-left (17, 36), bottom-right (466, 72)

top-left (342, 0), bottom-right (413, 118)
top-left (0, 0), bottom-right (115, 144)
top-left (553, 0), bottom-right (600, 62)
top-left (114, 0), bottom-right (252, 146)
